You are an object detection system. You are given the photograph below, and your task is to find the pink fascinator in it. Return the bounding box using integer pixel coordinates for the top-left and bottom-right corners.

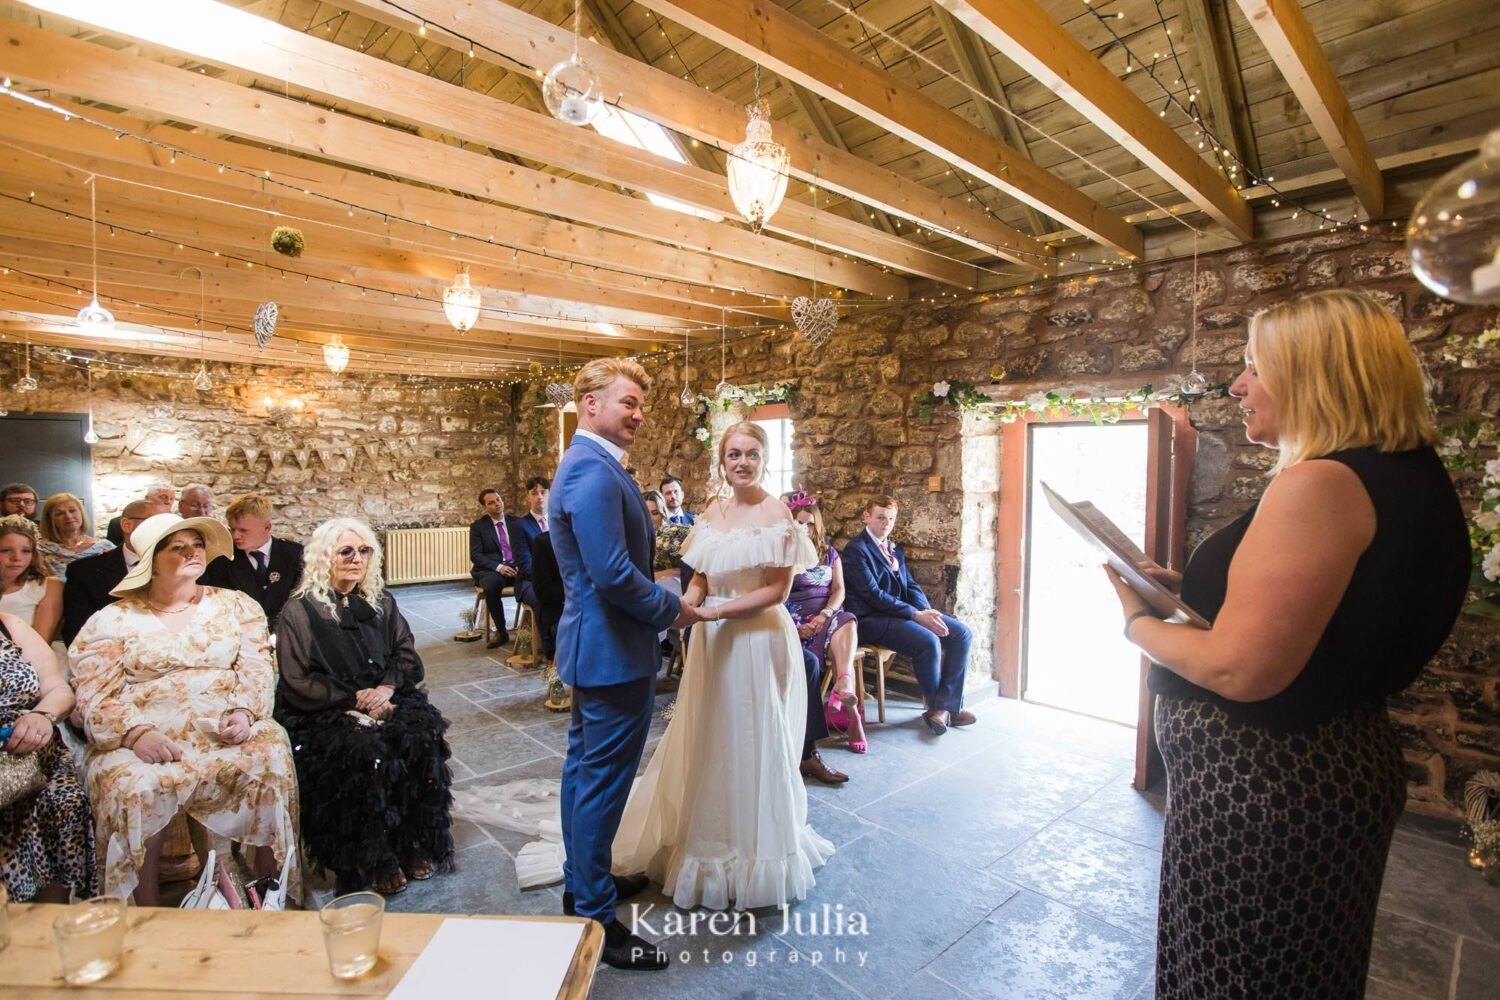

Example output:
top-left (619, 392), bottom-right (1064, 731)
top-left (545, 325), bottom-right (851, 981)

top-left (784, 490), bottom-right (817, 512)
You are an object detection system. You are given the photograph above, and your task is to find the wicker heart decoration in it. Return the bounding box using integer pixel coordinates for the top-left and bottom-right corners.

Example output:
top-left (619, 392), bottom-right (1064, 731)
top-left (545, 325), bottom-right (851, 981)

top-left (544, 382), bottom-right (574, 407)
top-left (791, 295), bottom-right (837, 347)
top-left (253, 301), bottom-right (279, 349)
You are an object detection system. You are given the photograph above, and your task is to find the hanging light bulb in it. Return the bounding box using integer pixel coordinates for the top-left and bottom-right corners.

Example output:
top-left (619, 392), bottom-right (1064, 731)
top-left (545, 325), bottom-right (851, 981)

top-left (1408, 127), bottom-right (1500, 304)
top-left (83, 418), bottom-right (99, 444)
top-left (679, 327), bottom-right (694, 407)
top-left (82, 365), bottom-right (99, 442)
top-left (542, 0), bottom-right (604, 126)
top-left (443, 262), bottom-right (482, 333)
top-left (727, 66), bottom-right (790, 233)
top-left (323, 335), bottom-right (350, 374)
top-left (76, 176), bottom-right (114, 333)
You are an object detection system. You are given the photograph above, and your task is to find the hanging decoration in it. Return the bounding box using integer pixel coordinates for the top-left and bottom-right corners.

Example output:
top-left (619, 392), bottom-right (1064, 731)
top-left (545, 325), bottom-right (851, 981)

top-left (727, 65), bottom-right (790, 233)
top-left (178, 266), bottom-right (212, 391)
top-left (252, 301), bottom-right (279, 349)
top-left (323, 334), bottom-right (350, 375)
top-left (714, 307), bottom-right (738, 400)
top-left (544, 382), bottom-right (574, 408)
top-left (1168, 231), bottom-right (1209, 397)
top-left (82, 364), bottom-right (99, 443)
top-left (14, 334), bottom-right (37, 393)
top-left (443, 263), bottom-right (482, 333)
top-left (791, 170), bottom-right (837, 347)
top-left (914, 380), bottom-right (1227, 425)
top-left (541, 0), bottom-right (604, 126)
top-left (75, 175), bottom-right (115, 334)
top-left (1408, 127), bottom-right (1500, 304)
top-left (678, 325), bottom-right (694, 407)
top-left (270, 226), bottom-right (305, 258)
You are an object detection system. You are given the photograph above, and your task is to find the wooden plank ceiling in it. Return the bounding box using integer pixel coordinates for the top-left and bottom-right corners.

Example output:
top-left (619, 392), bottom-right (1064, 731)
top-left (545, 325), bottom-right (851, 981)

top-left (0, 0), bottom-right (1495, 378)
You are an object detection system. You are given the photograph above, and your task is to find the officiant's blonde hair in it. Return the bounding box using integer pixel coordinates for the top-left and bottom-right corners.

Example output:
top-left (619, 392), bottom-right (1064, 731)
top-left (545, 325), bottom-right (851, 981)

top-left (1249, 290), bottom-right (1439, 475)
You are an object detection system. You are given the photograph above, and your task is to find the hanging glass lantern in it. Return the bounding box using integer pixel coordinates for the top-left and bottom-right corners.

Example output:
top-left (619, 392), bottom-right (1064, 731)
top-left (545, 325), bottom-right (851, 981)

top-left (323, 335), bottom-right (350, 374)
top-left (728, 97), bottom-right (790, 234)
top-left (192, 366), bottom-right (212, 392)
top-left (1408, 127), bottom-right (1500, 304)
top-left (543, 53), bottom-right (604, 126)
top-left (83, 416), bottom-right (99, 444)
top-left (443, 263), bottom-right (482, 333)
top-left (75, 297), bottom-right (115, 334)
top-left (78, 178), bottom-right (115, 334)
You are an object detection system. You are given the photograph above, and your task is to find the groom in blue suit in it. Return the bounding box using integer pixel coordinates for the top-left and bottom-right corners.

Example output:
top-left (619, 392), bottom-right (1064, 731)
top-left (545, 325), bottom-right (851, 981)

top-left (549, 358), bottom-right (698, 971)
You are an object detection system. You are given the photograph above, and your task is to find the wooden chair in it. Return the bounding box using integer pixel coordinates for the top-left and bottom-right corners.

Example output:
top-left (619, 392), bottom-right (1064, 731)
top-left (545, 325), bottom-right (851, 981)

top-left (472, 583), bottom-right (518, 646)
top-left (854, 645), bottom-right (895, 724)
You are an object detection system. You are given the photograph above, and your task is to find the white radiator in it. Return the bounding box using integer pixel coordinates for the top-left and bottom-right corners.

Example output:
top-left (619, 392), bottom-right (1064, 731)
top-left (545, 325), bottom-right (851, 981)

top-left (383, 526), bottom-right (470, 585)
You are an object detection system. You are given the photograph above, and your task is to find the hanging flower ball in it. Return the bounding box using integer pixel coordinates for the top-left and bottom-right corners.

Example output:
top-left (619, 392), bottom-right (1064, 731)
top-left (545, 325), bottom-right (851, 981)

top-left (270, 226), bottom-right (305, 257)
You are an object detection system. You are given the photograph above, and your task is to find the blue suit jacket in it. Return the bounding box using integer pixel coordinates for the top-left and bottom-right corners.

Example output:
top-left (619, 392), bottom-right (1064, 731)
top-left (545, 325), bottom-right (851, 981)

top-left (517, 512), bottom-right (546, 547)
top-left (550, 436), bottom-right (679, 687)
top-left (665, 509), bottom-right (695, 527)
top-left (841, 530), bottom-right (932, 620)
top-left (469, 515), bottom-right (533, 581)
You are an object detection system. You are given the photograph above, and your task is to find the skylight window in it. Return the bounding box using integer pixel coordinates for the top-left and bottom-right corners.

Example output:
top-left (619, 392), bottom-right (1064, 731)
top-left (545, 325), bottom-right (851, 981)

top-left (593, 106), bottom-right (724, 222)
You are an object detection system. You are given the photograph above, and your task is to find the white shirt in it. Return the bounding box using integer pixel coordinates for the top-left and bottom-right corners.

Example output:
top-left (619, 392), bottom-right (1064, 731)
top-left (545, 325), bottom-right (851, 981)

top-left (123, 546), bottom-right (141, 571)
top-left (865, 528), bottom-right (898, 569)
top-left (573, 428), bottom-right (626, 464)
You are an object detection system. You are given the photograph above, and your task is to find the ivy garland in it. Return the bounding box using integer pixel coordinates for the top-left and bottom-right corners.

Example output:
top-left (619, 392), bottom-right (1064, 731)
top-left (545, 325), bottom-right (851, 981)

top-left (690, 382), bottom-right (796, 448)
top-left (1438, 419), bottom-right (1500, 619)
top-left (914, 379), bottom-right (1229, 426)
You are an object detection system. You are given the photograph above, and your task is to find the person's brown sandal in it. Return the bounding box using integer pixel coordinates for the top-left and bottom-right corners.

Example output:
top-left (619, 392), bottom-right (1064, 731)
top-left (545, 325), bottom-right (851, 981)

top-left (402, 859), bottom-right (435, 881)
top-left (370, 866), bottom-right (408, 896)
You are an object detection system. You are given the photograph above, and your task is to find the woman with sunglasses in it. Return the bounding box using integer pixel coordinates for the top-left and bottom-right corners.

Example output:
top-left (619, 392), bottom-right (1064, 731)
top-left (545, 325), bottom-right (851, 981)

top-left (274, 518), bottom-right (454, 897)
top-left (69, 513), bottom-right (299, 905)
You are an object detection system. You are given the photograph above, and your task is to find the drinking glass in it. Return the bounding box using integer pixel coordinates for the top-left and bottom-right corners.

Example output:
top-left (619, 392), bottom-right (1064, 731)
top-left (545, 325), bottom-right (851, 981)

top-left (53, 896), bottom-right (127, 985)
top-left (319, 891), bottom-right (384, 979)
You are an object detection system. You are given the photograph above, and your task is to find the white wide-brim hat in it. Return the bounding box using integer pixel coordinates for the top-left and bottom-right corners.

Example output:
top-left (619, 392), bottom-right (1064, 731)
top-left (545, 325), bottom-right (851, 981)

top-left (110, 512), bottom-right (233, 597)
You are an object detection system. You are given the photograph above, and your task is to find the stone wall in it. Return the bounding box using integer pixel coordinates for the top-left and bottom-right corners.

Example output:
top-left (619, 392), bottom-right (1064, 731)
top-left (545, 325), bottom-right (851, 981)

top-left (0, 352), bottom-right (515, 539)
top-left (526, 225), bottom-right (1498, 817)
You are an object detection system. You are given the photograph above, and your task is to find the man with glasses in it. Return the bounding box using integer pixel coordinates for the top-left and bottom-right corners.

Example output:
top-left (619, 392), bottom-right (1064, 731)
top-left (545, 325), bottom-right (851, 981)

top-left (1, 483), bottom-right (39, 522)
top-left (202, 493), bottom-right (304, 628)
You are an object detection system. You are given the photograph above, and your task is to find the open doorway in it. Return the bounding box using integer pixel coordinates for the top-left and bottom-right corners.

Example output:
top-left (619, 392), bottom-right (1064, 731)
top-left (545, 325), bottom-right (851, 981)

top-left (1021, 422), bottom-right (1149, 726)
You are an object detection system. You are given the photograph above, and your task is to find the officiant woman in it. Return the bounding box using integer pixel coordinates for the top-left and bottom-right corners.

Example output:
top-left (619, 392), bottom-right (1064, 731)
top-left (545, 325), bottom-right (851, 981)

top-left (1106, 289), bottom-right (1470, 999)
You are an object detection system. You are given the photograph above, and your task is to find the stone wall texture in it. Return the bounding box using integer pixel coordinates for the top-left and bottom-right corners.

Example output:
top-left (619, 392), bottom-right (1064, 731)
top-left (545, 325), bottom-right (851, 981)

top-left (6, 226), bottom-right (1496, 815)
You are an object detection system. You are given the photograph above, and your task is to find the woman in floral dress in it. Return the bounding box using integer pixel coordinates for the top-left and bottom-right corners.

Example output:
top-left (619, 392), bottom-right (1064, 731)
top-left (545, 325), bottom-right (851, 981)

top-left (69, 513), bottom-right (300, 905)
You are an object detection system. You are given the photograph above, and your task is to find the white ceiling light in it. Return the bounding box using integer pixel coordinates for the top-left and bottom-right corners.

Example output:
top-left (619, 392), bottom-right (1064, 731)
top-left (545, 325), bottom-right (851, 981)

top-left (443, 263), bottom-right (482, 333)
top-left (76, 175), bottom-right (114, 334)
top-left (323, 334), bottom-right (350, 374)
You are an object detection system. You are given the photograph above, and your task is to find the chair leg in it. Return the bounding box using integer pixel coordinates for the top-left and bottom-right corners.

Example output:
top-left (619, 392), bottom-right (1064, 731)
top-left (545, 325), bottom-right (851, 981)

top-left (855, 649), bottom-right (868, 723)
top-left (875, 651), bottom-right (889, 724)
top-left (474, 592), bottom-right (492, 643)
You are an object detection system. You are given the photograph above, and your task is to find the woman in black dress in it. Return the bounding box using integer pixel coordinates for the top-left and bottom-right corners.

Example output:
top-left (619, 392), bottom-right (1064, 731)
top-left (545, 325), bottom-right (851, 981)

top-left (1107, 289), bottom-right (1471, 999)
top-left (274, 517), bottom-right (454, 896)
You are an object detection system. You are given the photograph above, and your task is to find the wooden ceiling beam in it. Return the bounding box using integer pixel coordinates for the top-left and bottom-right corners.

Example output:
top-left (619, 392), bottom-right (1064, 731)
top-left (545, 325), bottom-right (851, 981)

top-left (936, 0), bottom-right (1255, 241)
top-left (10, 0), bottom-right (907, 296)
top-left (353, 0), bottom-right (1047, 275)
top-left (928, 3), bottom-right (1052, 238)
top-left (1233, 0), bottom-right (1384, 218)
top-left (630, 0), bottom-right (1143, 258)
top-left (1179, 0), bottom-right (1261, 177)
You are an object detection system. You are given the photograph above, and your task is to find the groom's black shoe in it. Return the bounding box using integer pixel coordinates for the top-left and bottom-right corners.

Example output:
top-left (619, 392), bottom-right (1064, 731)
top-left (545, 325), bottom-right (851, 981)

top-left (563, 873), bottom-right (651, 916)
top-left (600, 918), bottom-right (670, 971)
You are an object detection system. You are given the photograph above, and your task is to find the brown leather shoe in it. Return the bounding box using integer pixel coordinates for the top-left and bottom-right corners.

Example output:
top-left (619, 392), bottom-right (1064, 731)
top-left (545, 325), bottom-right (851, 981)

top-left (950, 709), bottom-right (977, 727)
top-left (486, 634), bottom-right (508, 649)
top-left (800, 752), bottom-right (849, 785)
top-left (923, 709), bottom-right (951, 735)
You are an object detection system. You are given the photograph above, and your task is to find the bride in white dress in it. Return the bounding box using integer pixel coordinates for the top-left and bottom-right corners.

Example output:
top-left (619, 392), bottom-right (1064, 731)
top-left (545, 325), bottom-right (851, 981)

top-left (613, 421), bottom-right (834, 910)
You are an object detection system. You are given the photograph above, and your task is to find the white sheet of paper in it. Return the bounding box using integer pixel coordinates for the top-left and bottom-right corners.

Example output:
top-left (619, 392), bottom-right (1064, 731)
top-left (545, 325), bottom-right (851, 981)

top-left (387, 917), bottom-right (585, 1000)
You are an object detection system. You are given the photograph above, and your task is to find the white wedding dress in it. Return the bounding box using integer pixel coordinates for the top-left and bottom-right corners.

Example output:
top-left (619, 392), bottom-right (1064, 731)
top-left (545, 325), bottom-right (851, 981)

top-left (612, 519), bottom-right (835, 911)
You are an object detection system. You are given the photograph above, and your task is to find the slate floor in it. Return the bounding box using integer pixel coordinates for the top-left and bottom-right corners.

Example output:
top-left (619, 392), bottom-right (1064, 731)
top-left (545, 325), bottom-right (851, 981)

top-left (349, 582), bottom-right (1498, 1000)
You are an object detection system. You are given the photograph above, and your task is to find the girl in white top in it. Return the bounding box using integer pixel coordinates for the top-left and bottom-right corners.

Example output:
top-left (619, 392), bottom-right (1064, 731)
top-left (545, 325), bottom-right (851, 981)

top-left (0, 516), bottom-right (62, 643)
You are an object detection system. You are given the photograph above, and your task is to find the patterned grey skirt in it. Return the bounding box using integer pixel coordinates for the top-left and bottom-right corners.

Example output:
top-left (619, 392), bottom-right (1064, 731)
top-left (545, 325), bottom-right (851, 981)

top-left (1154, 695), bottom-right (1405, 1000)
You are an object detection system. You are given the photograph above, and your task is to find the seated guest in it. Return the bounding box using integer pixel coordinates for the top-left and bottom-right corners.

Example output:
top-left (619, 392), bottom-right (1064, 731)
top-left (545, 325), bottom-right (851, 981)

top-left (843, 496), bottom-right (973, 736)
top-left (798, 644), bottom-right (847, 784)
top-left (106, 482), bottom-right (173, 547)
top-left (643, 491), bottom-right (691, 586)
top-left (519, 476), bottom-right (550, 536)
top-left (60, 500), bottom-right (151, 645)
top-left (176, 485), bottom-right (214, 519)
top-left (69, 513), bottom-right (299, 905)
top-left (275, 518), bottom-right (454, 897)
top-left (785, 492), bottom-right (866, 755)
top-left (468, 489), bottom-right (529, 649)
top-left (38, 493), bottom-right (113, 582)
top-left (1, 483), bottom-right (39, 522)
top-left (0, 516), bottom-right (62, 643)
top-left (205, 494), bottom-right (305, 629)
top-left (530, 529), bottom-right (564, 668)
top-left (658, 476), bottom-right (694, 526)
top-left (0, 610), bottom-right (94, 902)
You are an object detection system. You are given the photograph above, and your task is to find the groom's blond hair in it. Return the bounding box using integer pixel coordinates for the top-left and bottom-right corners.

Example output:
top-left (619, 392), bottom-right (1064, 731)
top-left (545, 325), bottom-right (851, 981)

top-left (574, 358), bottom-right (651, 399)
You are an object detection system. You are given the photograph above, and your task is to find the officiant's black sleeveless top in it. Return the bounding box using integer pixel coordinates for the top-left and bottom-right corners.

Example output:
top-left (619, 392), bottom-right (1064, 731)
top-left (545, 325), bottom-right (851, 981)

top-left (1148, 446), bottom-right (1471, 731)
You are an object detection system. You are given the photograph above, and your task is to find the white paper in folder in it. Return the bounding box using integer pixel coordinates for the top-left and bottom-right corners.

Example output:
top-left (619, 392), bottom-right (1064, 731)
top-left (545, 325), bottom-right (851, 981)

top-left (387, 918), bottom-right (584, 1000)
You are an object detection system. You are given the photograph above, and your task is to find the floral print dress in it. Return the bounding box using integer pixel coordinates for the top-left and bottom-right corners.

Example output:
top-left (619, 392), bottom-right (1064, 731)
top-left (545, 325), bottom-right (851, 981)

top-left (68, 588), bottom-right (300, 901)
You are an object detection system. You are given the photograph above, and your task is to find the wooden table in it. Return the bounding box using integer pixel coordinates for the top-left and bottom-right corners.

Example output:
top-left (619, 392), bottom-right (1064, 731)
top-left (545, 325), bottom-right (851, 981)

top-left (0, 904), bottom-right (602, 998)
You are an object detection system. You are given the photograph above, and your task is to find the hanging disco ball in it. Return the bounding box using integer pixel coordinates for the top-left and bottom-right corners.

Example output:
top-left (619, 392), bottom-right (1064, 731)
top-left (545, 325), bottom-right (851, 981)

top-left (542, 53), bottom-right (604, 127)
top-left (1408, 127), bottom-right (1500, 304)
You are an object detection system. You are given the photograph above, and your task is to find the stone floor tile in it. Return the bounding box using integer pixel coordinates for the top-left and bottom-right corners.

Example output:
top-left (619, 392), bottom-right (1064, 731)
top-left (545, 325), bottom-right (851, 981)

top-left (1378, 828), bottom-right (1500, 945)
top-left (987, 820), bottom-right (1161, 938)
top-left (1063, 772), bottom-right (1165, 850)
top-left (447, 721), bottom-right (556, 777)
top-left (426, 686), bottom-right (502, 735)
top-left (1454, 935), bottom-right (1500, 1000)
top-left (384, 842), bottom-right (563, 917)
top-left (1368, 909), bottom-right (1457, 999)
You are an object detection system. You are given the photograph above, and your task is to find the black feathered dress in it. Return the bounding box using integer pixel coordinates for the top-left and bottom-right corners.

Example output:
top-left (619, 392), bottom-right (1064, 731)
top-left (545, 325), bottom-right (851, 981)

top-left (274, 590), bottom-right (454, 889)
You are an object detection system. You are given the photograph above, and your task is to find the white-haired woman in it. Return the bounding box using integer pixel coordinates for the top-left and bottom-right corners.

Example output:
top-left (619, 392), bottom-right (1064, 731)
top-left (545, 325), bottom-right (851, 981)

top-left (69, 513), bottom-right (299, 905)
top-left (274, 518), bottom-right (454, 897)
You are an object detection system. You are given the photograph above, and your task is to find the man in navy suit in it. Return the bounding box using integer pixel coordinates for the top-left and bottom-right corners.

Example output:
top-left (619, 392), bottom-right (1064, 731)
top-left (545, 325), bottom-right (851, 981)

top-left (61, 499), bottom-right (151, 643)
top-left (510, 477), bottom-right (555, 660)
top-left (843, 495), bottom-right (975, 735)
top-left (518, 476), bottom-right (551, 538)
top-left (658, 476), bottom-right (694, 526)
top-left (469, 489), bottom-right (532, 649)
top-left (203, 493), bottom-right (304, 629)
top-left (550, 358), bottom-right (698, 971)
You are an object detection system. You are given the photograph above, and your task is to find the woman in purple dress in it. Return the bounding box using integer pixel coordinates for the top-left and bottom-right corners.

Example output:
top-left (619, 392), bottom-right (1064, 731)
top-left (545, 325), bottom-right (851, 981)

top-left (784, 493), bottom-right (865, 753)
